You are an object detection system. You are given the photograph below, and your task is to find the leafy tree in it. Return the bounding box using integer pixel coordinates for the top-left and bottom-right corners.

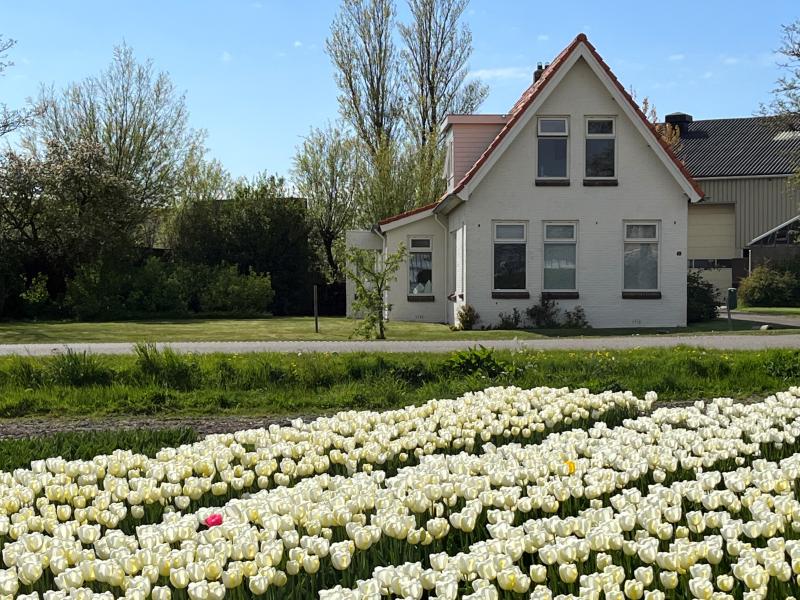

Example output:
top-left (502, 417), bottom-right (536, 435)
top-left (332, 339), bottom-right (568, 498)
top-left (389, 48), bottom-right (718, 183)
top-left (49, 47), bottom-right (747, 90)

top-left (26, 43), bottom-right (203, 216)
top-left (0, 139), bottom-right (137, 308)
top-left (345, 243), bottom-right (406, 339)
top-left (326, 0), bottom-right (402, 160)
top-left (292, 124), bottom-right (361, 281)
top-left (0, 35), bottom-right (33, 137)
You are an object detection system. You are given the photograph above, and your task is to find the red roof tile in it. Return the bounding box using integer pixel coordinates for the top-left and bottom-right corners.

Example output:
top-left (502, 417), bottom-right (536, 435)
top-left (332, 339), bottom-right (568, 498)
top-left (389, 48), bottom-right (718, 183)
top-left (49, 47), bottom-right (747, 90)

top-left (378, 201), bottom-right (438, 226)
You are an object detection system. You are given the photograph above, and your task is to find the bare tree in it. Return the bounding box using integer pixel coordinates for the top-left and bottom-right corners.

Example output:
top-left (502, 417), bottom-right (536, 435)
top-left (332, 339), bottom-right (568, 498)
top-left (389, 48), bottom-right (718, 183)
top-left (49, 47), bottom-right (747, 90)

top-left (0, 35), bottom-right (33, 137)
top-left (326, 0), bottom-right (402, 159)
top-left (25, 43), bottom-right (203, 211)
top-left (292, 123), bottom-right (361, 280)
top-left (764, 20), bottom-right (800, 186)
top-left (399, 0), bottom-right (488, 149)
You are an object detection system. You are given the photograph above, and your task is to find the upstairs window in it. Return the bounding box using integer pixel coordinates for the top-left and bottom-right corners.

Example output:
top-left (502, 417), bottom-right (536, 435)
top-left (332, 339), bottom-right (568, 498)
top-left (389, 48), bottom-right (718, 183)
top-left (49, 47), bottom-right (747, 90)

top-left (623, 222), bottom-right (659, 291)
top-left (408, 238), bottom-right (433, 296)
top-left (585, 117), bottom-right (615, 178)
top-left (493, 223), bottom-right (527, 290)
top-left (537, 117), bottom-right (568, 179)
top-left (543, 223), bottom-right (577, 290)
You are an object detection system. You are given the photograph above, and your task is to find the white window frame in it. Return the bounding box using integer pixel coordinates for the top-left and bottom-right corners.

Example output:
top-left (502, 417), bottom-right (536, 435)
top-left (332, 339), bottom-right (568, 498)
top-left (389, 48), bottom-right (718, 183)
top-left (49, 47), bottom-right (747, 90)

top-left (585, 116), bottom-right (616, 179)
top-left (537, 117), bottom-right (569, 180)
top-left (492, 221), bottom-right (527, 292)
top-left (622, 221), bottom-right (660, 292)
top-left (543, 221), bottom-right (578, 292)
top-left (408, 236), bottom-right (433, 296)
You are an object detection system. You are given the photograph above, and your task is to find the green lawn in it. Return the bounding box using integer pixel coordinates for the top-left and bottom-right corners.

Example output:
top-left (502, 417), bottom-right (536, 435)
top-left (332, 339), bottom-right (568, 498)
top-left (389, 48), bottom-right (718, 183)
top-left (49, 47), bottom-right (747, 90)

top-left (736, 307), bottom-right (800, 316)
top-left (0, 316), bottom-right (792, 344)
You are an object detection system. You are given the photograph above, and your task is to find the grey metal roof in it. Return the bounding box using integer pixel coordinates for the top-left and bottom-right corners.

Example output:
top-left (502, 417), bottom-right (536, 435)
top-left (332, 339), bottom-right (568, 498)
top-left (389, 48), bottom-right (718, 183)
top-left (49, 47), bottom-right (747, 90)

top-left (673, 116), bottom-right (800, 178)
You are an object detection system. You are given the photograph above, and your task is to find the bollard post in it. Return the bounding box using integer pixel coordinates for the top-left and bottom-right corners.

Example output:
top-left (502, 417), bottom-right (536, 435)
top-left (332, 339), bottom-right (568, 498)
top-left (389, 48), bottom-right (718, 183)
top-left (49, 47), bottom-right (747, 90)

top-left (314, 285), bottom-right (319, 333)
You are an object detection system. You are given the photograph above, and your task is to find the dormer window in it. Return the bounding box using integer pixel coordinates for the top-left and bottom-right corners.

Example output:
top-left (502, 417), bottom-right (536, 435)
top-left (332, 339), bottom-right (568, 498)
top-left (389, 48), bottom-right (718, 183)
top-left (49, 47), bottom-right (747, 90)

top-left (585, 117), bottom-right (616, 179)
top-left (537, 117), bottom-right (568, 179)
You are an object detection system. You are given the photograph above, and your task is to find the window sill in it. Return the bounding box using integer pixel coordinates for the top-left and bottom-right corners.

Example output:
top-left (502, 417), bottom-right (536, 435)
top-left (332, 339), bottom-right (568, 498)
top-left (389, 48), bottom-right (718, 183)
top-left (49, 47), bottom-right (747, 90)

top-left (583, 178), bottom-right (618, 186)
top-left (407, 295), bottom-right (435, 302)
top-left (542, 291), bottom-right (579, 300)
top-left (535, 179), bottom-right (570, 186)
top-left (622, 291), bottom-right (662, 299)
top-left (492, 291), bottom-right (530, 299)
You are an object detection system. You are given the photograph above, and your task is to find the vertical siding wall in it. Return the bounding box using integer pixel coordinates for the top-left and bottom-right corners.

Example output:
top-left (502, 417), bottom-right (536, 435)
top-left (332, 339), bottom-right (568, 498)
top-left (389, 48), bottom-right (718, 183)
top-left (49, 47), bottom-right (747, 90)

top-left (450, 123), bottom-right (505, 188)
top-left (699, 177), bottom-right (800, 250)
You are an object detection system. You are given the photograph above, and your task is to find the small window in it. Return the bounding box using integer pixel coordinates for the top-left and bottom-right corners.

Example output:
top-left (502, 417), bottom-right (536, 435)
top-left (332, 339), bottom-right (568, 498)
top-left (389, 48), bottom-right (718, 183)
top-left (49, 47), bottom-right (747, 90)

top-left (544, 223), bottom-right (577, 291)
top-left (586, 117), bottom-right (615, 179)
top-left (623, 221), bottom-right (659, 291)
top-left (493, 222), bottom-right (526, 290)
top-left (409, 237), bottom-right (433, 295)
top-left (537, 117), bottom-right (568, 179)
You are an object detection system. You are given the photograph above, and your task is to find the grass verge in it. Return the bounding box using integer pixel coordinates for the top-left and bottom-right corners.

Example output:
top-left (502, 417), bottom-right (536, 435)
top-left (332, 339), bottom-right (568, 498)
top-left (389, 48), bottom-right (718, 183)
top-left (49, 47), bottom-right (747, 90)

top-left (0, 345), bottom-right (798, 420)
top-left (0, 315), bottom-right (791, 344)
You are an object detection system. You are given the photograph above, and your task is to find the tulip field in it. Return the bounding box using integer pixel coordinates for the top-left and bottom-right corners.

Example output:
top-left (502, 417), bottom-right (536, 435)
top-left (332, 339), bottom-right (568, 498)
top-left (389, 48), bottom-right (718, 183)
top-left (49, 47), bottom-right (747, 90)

top-left (2, 386), bottom-right (800, 600)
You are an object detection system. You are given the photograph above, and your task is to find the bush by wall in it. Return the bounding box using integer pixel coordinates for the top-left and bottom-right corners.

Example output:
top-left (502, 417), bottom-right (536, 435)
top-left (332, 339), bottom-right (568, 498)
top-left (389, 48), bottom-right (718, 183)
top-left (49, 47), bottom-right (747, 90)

top-left (687, 271), bottom-right (720, 322)
top-left (738, 263), bottom-right (799, 307)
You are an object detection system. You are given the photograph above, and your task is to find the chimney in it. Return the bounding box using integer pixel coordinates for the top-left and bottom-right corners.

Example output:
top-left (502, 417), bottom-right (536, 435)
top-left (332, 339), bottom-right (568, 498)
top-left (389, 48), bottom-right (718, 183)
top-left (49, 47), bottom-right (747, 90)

top-left (533, 62), bottom-right (544, 82)
top-left (665, 112), bottom-right (693, 134)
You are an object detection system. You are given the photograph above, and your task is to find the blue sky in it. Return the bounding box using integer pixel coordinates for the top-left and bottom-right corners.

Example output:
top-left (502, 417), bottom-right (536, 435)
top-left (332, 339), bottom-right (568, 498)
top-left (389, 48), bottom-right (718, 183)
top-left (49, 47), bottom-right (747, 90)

top-left (1, 0), bottom-right (797, 179)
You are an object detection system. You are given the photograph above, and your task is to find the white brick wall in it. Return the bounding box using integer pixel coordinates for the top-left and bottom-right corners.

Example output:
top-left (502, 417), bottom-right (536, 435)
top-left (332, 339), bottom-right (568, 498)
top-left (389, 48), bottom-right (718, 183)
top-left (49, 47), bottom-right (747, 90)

top-left (460, 57), bottom-right (688, 328)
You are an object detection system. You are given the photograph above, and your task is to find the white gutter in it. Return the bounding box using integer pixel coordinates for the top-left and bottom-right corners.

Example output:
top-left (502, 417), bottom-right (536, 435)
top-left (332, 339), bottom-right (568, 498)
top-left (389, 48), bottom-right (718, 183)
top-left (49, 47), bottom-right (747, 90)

top-left (434, 213), bottom-right (449, 324)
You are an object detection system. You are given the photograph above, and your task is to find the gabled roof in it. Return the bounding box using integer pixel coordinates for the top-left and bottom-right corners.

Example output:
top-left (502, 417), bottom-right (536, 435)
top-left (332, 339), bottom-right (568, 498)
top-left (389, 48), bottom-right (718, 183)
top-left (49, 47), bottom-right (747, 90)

top-left (377, 33), bottom-right (705, 227)
top-left (674, 117), bottom-right (800, 178)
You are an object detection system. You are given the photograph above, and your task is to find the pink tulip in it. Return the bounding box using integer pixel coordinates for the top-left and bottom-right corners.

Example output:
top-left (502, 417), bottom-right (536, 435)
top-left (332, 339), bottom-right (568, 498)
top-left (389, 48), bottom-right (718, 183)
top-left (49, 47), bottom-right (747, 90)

top-left (204, 513), bottom-right (223, 527)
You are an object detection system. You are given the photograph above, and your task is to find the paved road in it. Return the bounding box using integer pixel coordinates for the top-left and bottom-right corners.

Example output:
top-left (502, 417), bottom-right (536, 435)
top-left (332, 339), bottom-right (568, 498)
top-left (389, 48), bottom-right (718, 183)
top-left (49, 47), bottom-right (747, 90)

top-left (2, 333), bottom-right (800, 356)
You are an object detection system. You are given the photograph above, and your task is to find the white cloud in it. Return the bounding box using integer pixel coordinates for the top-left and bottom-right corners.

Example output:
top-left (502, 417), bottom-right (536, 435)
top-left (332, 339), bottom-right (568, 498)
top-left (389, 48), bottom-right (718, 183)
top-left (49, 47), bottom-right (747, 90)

top-left (722, 56), bottom-right (740, 65)
top-left (251, 1), bottom-right (263, 7)
top-left (220, 51), bottom-right (233, 63)
top-left (537, 34), bottom-right (549, 42)
top-left (668, 53), bottom-right (685, 61)
top-left (702, 71), bottom-right (713, 79)
top-left (293, 40), bottom-right (303, 48)
top-left (468, 66), bottom-right (531, 81)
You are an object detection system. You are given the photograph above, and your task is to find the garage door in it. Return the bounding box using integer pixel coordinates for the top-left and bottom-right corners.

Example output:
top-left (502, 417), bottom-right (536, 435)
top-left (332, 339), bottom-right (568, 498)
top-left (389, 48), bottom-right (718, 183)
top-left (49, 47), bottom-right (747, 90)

top-left (688, 204), bottom-right (736, 260)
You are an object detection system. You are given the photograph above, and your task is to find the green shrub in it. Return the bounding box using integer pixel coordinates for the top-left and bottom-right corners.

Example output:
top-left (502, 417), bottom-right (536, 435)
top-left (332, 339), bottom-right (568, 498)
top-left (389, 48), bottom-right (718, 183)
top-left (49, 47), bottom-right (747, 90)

top-left (563, 305), bottom-right (591, 329)
top-left (455, 304), bottom-right (480, 331)
top-left (125, 257), bottom-right (190, 315)
top-left (3, 356), bottom-right (44, 388)
top-left (445, 346), bottom-right (508, 378)
top-left (738, 264), bottom-right (799, 307)
top-left (47, 350), bottom-right (113, 387)
top-left (687, 271), bottom-right (720, 322)
top-left (497, 308), bottom-right (523, 329)
top-left (526, 295), bottom-right (561, 328)
top-left (199, 265), bottom-right (274, 314)
top-left (132, 343), bottom-right (200, 390)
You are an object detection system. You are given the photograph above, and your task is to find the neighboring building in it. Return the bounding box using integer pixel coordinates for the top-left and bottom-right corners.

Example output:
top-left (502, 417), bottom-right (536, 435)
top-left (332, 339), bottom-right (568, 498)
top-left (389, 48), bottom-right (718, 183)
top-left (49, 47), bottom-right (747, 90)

top-left (346, 34), bottom-right (704, 329)
top-left (673, 115), bottom-right (800, 291)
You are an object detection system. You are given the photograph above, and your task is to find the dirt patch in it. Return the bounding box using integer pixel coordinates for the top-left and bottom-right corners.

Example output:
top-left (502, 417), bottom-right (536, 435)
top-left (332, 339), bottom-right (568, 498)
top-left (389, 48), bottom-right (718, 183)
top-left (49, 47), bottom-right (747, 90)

top-left (0, 415), bottom-right (316, 440)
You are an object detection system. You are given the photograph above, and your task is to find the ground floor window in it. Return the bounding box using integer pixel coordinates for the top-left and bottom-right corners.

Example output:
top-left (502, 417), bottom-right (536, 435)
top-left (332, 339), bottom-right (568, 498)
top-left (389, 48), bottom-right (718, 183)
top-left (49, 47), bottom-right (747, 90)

top-left (543, 222), bottom-right (577, 290)
top-left (409, 237), bottom-right (433, 295)
top-left (493, 222), bottom-right (527, 290)
top-left (623, 222), bottom-right (659, 290)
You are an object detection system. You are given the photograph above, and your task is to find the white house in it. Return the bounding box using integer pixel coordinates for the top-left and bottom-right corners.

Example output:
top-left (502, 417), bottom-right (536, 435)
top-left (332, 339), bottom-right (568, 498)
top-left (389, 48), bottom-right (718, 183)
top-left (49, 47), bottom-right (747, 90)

top-left (347, 34), bottom-right (705, 329)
